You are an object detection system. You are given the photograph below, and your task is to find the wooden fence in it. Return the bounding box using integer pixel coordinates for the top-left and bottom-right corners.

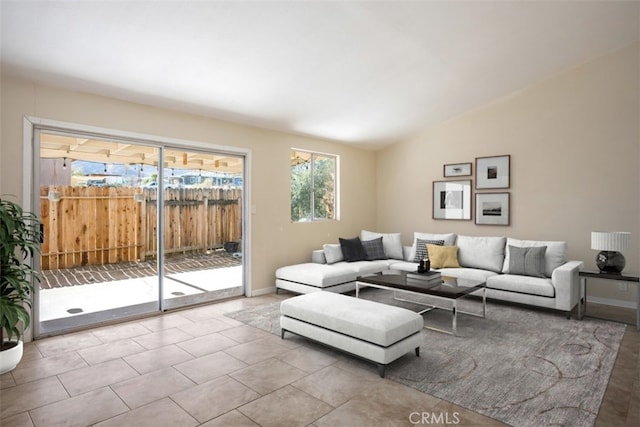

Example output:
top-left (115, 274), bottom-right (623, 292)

top-left (40, 186), bottom-right (242, 270)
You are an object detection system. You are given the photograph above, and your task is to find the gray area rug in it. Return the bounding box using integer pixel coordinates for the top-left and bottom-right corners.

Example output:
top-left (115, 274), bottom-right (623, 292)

top-left (225, 289), bottom-right (625, 427)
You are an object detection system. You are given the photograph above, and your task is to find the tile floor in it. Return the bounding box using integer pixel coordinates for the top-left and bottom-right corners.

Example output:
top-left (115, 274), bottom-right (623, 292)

top-left (1, 295), bottom-right (638, 427)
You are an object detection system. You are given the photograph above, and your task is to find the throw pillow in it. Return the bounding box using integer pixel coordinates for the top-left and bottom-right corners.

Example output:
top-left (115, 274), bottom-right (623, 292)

top-left (502, 238), bottom-right (567, 277)
top-left (409, 232), bottom-right (457, 261)
top-left (339, 237), bottom-right (367, 262)
top-left (427, 244), bottom-right (461, 269)
top-left (362, 237), bottom-right (387, 261)
top-left (412, 239), bottom-right (445, 262)
top-left (322, 243), bottom-right (344, 264)
top-left (508, 245), bottom-right (547, 278)
top-left (360, 230), bottom-right (403, 260)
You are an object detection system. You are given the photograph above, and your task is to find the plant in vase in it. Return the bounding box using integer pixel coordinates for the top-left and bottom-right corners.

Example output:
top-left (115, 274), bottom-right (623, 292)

top-left (0, 198), bottom-right (42, 374)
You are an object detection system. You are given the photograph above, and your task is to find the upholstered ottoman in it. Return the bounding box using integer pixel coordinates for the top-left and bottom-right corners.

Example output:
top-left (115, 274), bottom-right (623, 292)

top-left (280, 292), bottom-right (423, 377)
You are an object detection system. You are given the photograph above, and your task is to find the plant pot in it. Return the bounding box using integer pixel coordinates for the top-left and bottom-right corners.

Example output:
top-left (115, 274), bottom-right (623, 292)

top-left (0, 340), bottom-right (24, 374)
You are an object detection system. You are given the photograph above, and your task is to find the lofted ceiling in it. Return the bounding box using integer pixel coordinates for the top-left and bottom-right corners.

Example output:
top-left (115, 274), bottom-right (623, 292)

top-left (1, 1), bottom-right (638, 149)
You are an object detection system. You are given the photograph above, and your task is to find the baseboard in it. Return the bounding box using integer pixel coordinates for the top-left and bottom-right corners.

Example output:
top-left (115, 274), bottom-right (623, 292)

top-left (587, 296), bottom-right (636, 309)
top-left (248, 286), bottom-right (277, 297)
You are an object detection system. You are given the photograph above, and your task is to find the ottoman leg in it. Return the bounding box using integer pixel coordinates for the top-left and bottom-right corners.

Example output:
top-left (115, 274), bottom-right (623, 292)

top-left (415, 347), bottom-right (420, 357)
top-left (281, 329), bottom-right (286, 339)
top-left (378, 364), bottom-right (386, 378)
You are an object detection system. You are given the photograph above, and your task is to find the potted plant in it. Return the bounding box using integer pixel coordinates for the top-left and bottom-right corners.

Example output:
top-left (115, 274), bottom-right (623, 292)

top-left (0, 198), bottom-right (42, 374)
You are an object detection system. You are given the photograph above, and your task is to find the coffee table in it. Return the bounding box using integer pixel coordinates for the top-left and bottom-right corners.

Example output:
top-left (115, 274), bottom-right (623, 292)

top-left (355, 270), bottom-right (486, 336)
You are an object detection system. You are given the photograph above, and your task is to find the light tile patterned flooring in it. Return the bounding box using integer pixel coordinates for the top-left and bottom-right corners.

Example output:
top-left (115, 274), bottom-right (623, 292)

top-left (1, 295), bottom-right (638, 426)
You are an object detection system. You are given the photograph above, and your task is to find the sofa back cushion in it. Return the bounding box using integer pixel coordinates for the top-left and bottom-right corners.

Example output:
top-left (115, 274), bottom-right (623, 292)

top-left (409, 232), bottom-right (457, 261)
top-left (457, 235), bottom-right (506, 273)
top-left (360, 230), bottom-right (403, 260)
top-left (502, 238), bottom-right (567, 277)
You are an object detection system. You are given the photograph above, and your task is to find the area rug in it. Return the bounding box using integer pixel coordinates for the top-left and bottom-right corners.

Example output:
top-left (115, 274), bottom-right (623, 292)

top-left (225, 289), bottom-right (625, 427)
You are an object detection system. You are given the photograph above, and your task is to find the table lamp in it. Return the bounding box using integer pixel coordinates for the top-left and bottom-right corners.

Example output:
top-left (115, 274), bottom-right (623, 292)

top-left (591, 231), bottom-right (630, 273)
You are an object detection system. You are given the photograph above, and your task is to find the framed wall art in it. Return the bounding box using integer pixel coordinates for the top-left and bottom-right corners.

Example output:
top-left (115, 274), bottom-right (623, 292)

top-left (433, 180), bottom-right (472, 220)
top-left (475, 192), bottom-right (510, 226)
top-left (443, 162), bottom-right (472, 177)
top-left (476, 154), bottom-right (510, 189)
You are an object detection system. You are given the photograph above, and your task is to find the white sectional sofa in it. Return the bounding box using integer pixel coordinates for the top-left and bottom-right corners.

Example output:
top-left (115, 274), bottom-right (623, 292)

top-left (275, 230), bottom-right (584, 317)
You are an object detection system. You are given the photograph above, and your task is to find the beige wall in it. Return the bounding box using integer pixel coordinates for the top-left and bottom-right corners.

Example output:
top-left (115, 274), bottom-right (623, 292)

top-left (0, 75), bottom-right (377, 295)
top-left (376, 44), bottom-right (640, 305)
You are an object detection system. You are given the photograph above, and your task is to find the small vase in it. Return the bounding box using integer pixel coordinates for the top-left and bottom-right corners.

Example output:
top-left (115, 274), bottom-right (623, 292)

top-left (0, 340), bottom-right (24, 374)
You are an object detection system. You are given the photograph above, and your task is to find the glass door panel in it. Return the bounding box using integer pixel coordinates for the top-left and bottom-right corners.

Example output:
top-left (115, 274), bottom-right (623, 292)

top-left (37, 132), bottom-right (160, 335)
top-left (160, 148), bottom-right (244, 310)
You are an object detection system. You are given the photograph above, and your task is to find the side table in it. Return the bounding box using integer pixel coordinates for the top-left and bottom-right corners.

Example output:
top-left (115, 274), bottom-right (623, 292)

top-left (578, 270), bottom-right (640, 329)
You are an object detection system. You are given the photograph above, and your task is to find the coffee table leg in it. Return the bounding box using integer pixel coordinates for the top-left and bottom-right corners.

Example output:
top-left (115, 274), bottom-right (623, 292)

top-left (483, 287), bottom-right (487, 318)
top-left (452, 300), bottom-right (457, 336)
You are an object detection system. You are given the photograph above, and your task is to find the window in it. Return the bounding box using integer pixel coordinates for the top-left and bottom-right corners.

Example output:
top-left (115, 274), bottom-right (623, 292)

top-left (290, 149), bottom-right (337, 222)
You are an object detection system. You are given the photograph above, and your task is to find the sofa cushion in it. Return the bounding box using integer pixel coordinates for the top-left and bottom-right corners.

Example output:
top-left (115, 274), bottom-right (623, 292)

top-left (413, 238), bottom-right (445, 262)
top-left (487, 274), bottom-right (555, 298)
top-left (322, 244), bottom-right (344, 264)
top-left (362, 237), bottom-right (387, 261)
top-left (457, 235), bottom-right (506, 273)
top-left (436, 267), bottom-right (499, 282)
top-left (332, 260), bottom-right (389, 275)
top-left (276, 263), bottom-right (357, 287)
top-left (360, 230), bottom-right (403, 260)
top-left (339, 237), bottom-right (367, 262)
top-left (427, 244), bottom-right (461, 269)
top-left (409, 232), bottom-right (457, 261)
top-left (508, 245), bottom-right (546, 278)
top-left (502, 238), bottom-right (567, 277)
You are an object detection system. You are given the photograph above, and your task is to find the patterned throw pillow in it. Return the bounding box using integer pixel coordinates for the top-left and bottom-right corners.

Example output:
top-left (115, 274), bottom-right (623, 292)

top-left (413, 239), bottom-right (445, 262)
top-left (508, 245), bottom-right (547, 278)
top-left (362, 237), bottom-right (387, 261)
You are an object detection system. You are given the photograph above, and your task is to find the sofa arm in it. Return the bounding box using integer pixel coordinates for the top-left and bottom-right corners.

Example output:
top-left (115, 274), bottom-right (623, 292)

top-left (311, 250), bottom-right (327, 264)
top-left (551, 260), bottom-right (584, 311)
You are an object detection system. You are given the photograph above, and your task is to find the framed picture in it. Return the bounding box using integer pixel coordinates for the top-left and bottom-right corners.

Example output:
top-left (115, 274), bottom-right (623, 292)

top-left (433, 180), bottom-right (472, 220)
top-left (475, 193), bottom-right (510, 226)
top-left (476, 155), bottom-right (510, 189)
top-left (443, 162), bottom-right (472, 177)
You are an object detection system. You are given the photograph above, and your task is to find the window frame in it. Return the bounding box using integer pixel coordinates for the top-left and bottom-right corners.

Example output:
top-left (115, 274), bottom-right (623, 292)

top-left (290, 148), bottom-right (339, 223)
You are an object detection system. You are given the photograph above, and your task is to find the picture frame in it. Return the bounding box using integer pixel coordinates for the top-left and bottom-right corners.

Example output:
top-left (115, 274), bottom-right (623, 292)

top-left (475, 192), bottom-right (510, 226)
top-left (443, 162), bottom-right (472, 177)
top-left (475, 155), bottom-right (510, 189)
top-left (433, 180), bottom-right (472, 220)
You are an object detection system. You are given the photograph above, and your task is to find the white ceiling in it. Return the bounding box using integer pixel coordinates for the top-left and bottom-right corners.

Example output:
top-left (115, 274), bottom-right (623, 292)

top-left (1, 1), bottom-right (638, 149)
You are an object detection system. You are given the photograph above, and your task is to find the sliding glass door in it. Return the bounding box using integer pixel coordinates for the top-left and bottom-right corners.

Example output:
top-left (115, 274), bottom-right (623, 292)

top-left (159, 147), bottom-right (244, 310)
top-left (35, 130), bottom-right (244, 336)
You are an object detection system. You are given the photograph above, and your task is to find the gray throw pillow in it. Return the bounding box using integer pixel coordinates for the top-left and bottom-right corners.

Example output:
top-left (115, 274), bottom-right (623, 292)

top-left (413, 239), bottom-right (445, 262)
top-left (362, 237), bottom-right (387, 261)
top-left (508, 245), bottom-right (547, 278)
top-left (322, 244), bottom-right (344, 264)
top-left (339, 237), bottom-right (367, 262)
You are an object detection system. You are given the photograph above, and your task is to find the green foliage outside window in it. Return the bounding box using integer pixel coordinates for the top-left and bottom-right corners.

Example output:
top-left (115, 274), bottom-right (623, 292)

top-left (291, 151), bottom-right (336, 222)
